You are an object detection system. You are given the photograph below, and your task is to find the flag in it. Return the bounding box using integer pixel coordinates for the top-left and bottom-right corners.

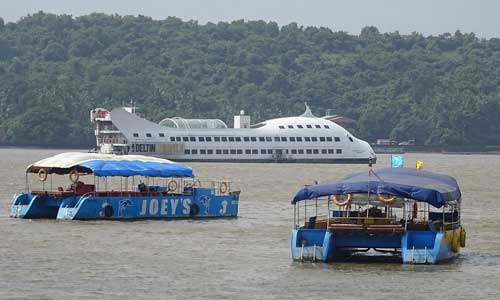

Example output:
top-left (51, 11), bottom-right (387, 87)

top-left (391, 155), bottom-right (404, 168)
top-left (416, 160), bottom-right (423, 170)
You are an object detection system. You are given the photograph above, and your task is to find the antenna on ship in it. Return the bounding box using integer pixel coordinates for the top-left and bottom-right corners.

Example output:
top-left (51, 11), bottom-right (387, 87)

top-left (300, 102), bottom-right (315, 117)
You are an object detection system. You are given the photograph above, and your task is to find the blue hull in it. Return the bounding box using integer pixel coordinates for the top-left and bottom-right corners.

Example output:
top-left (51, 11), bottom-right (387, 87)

top-left (290, 228), bottom-right (460, 264)
top-left (10, 188), bottom-right (238, 220)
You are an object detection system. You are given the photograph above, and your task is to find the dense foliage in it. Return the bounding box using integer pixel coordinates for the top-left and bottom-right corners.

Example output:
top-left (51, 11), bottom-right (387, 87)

top-left (1, 12), bottom-right (500, 147)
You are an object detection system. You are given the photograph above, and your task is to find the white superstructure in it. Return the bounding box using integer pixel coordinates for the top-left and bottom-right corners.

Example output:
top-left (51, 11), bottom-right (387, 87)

top-left (91, 105), bottom-right (376, 163)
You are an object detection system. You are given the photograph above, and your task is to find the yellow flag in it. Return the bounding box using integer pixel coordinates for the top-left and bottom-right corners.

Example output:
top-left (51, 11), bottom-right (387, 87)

top-left (416, 160), bottom-right (423, 170)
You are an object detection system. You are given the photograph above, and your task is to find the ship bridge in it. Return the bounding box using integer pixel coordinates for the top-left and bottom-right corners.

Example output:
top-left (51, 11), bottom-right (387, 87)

top-left (159, 117), bottom-right (227, 129)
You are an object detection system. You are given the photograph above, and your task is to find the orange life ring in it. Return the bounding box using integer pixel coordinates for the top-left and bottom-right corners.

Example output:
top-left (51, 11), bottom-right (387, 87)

top-left (377, 194), bottom-right (397, 204)
top-left (219, 182), bottom-right (228, 194)
top-left (38, 168), bottom-right (48, 182)
top-left (332, 194), bottom-right (352, 207)
top-left (167, 180), bottom-right (178, 192)
top-left (69, 170), bottom-right (79, 183)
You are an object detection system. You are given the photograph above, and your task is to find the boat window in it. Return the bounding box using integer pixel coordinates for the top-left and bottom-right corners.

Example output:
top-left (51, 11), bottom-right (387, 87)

top-left (159, 133), bottom-right (165, 137)
top-left (170, 137), bottom-right (175, 142)
top-left (183, 137), bottom-right (189, 142)
top-left (348, 136), bottom-right (354, 142)
top-left (190, 137), bottom-right (196, 142)
top-left (244, 149), bottom-right (250, 154)
top-left (326, 137), bottom-right (332, 142)
top-left (321, 149), bottom-right (327, 154)
top-left (297, 125), bottom-right (304, 129)
top-left (265, 137), bottom-right (272, 142)
top-left (176, 137), bottom-right (181, 142)
top-left (259, 137), bottom-right (265, 142)
top-left (216, 149), bottom-right (222, 154)
top-left (267, 149), bottom-right (272, 154)
top-left (199, 137), bottom-right (205, 142)
top-left (313, 149), bottom-right (319, 154)
top-left (221, 137), bottom-right (228, 142)
top-left (298, 149), bottom-right (304, 154)
top-left (252, 149), bottom-right (258, 154)
top-left (336, 149), bottom-right (342, 154)
top-left (296, 137), bottom-right (303, 142)
top-left (184, 149), bottom-right (190, 154)
top-left (279, 125), bottom-right (285, 129)
top-left (192, 149), bottom-right (198, 154)
top-left (328, 149), bottom-right (334, 154)
top-left (334, 137), bottom-right (341, 142)
top-left (306, 149), bottom-right (312, 154)
top-left (250, 137), bottom-right (257, 142)
top-left (133, 133), bottom-right (139, 137)
top-left (288, 125), bottom-right (293, 129)
top-left (230, 149), bottom-right (236, 154)
top-left (251, 122), bottom-right (266, 129)
top-left (200, 149), bottom-right (206, 154)
top-left (206, 137), bottom-right (212, 142)
top-left (261, 149), bottom-right (267, 154)
top-left (315, 125), bottom-right (321, 128)
top-left (214, 137), bottom-right (220, 142)
top-left (146, 133), bottom-right (152, 138)
top-left (290, 137), bottom-right (296, 142)
top-left (311, 137), bottom-right (318, 142)
top-left (274, 137), bottom-right (280, 142)
top-left (235, 137), bottom-right (241, 142)
top-left (291, 149), bottom-right (297, 154)
top-left (306, 125), bottom-right (312, 128)
top-left (229, 137), bottom-right (235, 142)
top-left (223, 149), bottom-right (229, 154)
top-left (320, 137), bottom-right (326, 142)
top-left (305, 137), bottom-right (311, 142)
top-left (207, 149), bottom-right (213, 154)
top-left (285, 149), bottom-right (289, 154)
top-left (243, 137), bottom-right (250, 142)
top-left (281, 137), bottom-right (287, 142)
top-left (237, 149), bottom-right (243, 154)
top-left (324, 125), bottom-right (330, 129)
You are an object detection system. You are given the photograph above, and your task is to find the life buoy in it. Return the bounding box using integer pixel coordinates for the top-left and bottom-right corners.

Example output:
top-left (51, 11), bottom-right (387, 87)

top-left (332, 194), bottom-right (352, 207)
top-left (69, 170), bottom-right (79, 183)
top-left (38, 168), bottom-right (48, 182)
top-left (184, 181), bottom-right (193, 188)
top-left (103, 203), bottom-right (114, 218)
top-left (451, 231), bottom-right (460, 253)
top-left (219, 182), bottom-right (228, 194)
top-left (377, 194), bottom-right (397, 205)
top-left (190, 203), bottom-right (200, 216)
top-left (167, 180), bottom-right (178, 192)
top-left (460, 227), bottom-right (466, 247)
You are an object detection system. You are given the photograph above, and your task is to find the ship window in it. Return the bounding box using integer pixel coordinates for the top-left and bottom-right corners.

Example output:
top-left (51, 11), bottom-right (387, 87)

top-left (229, 137), bottom-right (235, 142)
top-left (291, 149), bottom-right (297, 154)
top-left (288, 125), bottom-right (293, 129)
top-left (250, 137), bottom-right (257, 142)
top-left (183, 137), bottom-right (189, 142)
top-left (244, 137), bottom-right (250, 142)
top-left (281, 137), bottom-right (287, 142)
top-left (306, 125), bottom-right (312, 128)
top-left (290, 137), bottom-right (296, 142)
top-left (216, 149), bottom-right (222, 154)
top-left (190, 137), bottom-right (196, 142)
top-left (199, 137), bottom-right (205, 142)
top-left (305, 137), bottom-right (311, 142)
top-left (200, 149), bottom-right (206, 154)
top-left (336, 149), bottom-right (342, 154)
top-left (237, 149), bottom-right (243, 154)
top-left (334, 137), bottom-right (340, 142)
top-left (265, 137), bottom-right (272, 142)
top-left (223, 149), bottom-right (229, 154)
top-left (315, 125), bottom-right (321, 128)
top-left (206, 137), bottom-right (212, 142)
top-left (279, 125), bottom-right (285, 129)
top-left (221, 137), bottom-right (228, 142)
top-left (320, 137), bottom-right (326, 142)
top-left (274, 137), bottom-right (280, 142)
top-left (159, 133), bottom-right (165, 137)
top-left (245, 149), bottom-right (251, 154)
top-left (214, 137), bottom-right (220, 142)
top-left (348, 136), bottom-right (354, 142)
top-left (321, 149), bottom-right (327, 154)
top-left (230, 149), bottom-right (236, 154)
top-left (170, 137), bottom-right (175, 142)
top-left (326, 137), bottom-right (332, 142)
top-left (311, 137), bottom-right (318, 142)
top-left (235, 137), bottom-right (241, 142)
top-left (191, 149), bottom-right (198, 154)
top-left (306, 149), bottom-right (312, 154)
top-left (207, 149), bottom-right (213, 154)
top-left (297, 125), bottom-right (304, 129)
top-left (313, 149), bottom-right (319, 154)
top-left (145, 133), bottom-right (152, 138)
top-left (324, 125), bottom-right (330, 129)
top-left (296, 137), bottom-right (303, 142)
top-left (285, 149), bottom-right (289, 154)
top-left (261, 149), bottom-right (267, 154)
top-left (133, 133), bottom-right (139, 137)
top-left (328, 149), bottom-right (334, 154)
top-left (259, 137), bottom-right (265, 142)
top-left (176, 137), bottom-right (181, 142)
top-left (184, 149), bottom-right (190, 154)
top-left (252, 149), bottom-right (258, 154)
top-left (298, 149), bottom-right (304, 154)
top-left (267, 149), bottom-right (273, 154)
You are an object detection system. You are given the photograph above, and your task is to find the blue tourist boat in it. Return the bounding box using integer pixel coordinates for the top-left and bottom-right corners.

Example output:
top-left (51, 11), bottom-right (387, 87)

top-left (290, 167), bottom-right (466, 264)
top-left (10, 152), bottom-right (239, 220)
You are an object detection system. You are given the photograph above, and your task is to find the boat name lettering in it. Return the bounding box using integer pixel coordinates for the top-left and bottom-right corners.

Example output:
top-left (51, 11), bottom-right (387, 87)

top-left (140, 198), bottom-right (189, 216)
top-left (131, 144), bottom-right (156, 153)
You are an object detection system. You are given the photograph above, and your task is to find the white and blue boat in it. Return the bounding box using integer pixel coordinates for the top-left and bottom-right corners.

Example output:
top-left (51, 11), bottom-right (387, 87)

top-left (10, 152), bottom-right (239, 220)
top-left (290, 168), bottom-right (466, 264)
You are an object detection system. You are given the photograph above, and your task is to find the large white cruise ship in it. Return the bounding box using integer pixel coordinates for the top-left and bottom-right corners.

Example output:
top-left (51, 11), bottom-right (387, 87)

top-left (91, 104), bottom-right (376, 163)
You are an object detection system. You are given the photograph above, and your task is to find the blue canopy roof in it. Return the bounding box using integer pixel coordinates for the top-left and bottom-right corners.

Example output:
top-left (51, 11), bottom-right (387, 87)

top-left (79, 160), bottom-right (193, 177)
top-left (292, 168), bottom-right (461, 208)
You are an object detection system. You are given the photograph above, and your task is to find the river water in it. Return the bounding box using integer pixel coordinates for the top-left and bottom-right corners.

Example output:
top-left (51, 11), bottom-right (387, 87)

top-left (1, 148), bottom-right (499, 299)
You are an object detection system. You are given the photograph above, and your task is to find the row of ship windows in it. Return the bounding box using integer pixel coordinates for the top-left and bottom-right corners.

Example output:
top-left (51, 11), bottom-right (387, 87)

top-left (184, 149), bottom-right (343, 155)
top-left (279, 124), bottom-right (330, 129)
top-left (132, 134), bottom-right (351, 143)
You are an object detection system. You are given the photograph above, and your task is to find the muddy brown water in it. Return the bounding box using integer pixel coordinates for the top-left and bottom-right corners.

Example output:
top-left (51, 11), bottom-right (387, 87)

top-left (1, 148), bottom-right (500, 299)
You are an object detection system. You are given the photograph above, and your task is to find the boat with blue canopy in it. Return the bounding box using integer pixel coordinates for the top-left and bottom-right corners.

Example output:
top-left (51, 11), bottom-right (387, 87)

top-left (290, 167), bottom-right (466, 264)
top-left (10, 152), bottom-right (239, 220)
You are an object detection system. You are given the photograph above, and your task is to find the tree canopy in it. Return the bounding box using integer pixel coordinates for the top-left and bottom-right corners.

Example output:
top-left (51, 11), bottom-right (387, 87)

top-left (1, 12), bottom-right (500, 147)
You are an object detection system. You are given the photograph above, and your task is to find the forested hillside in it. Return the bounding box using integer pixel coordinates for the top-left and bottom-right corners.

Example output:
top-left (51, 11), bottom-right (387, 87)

top-left (1, 12), bottom-right (500, 147)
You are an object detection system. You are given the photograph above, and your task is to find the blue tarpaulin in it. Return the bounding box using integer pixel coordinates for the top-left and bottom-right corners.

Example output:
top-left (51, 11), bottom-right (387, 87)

top-left (292, 168), bottom-right (461, 208)
top-left (79, 160), bottom-right (193, 178)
